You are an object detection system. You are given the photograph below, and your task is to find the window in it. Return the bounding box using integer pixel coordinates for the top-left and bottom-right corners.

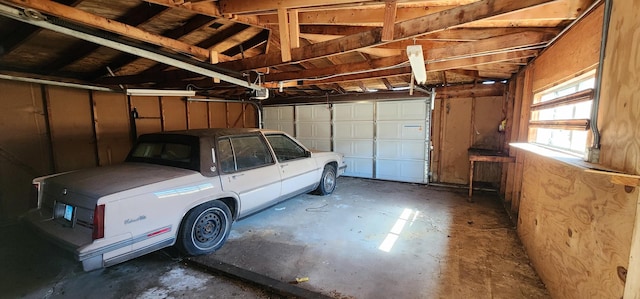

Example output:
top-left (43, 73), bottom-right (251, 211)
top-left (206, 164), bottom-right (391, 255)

top-left (266, 134), bottom-right (309, 162)
top-left (217, 135), bottom-right (273, 173)
top-left (529, 72), bottom-right (595, 155)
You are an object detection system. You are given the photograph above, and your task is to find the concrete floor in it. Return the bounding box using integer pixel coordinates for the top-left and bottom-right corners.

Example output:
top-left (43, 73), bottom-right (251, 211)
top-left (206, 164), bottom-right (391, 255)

top-left (1, 177), bottom-right (549, 298)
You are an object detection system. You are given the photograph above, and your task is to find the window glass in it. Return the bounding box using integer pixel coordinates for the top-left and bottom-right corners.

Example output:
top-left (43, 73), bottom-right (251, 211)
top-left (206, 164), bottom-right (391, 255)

top-left (130, 142), bottom-right (192, 163)
top-left (217, 138), bottom-right (235, 173)
top-left (217, 135), bottom-right (273, 172)
top-left (531, 72), bottom-right (595, 155)
top-left (266, 134), bottom-right (308, 162)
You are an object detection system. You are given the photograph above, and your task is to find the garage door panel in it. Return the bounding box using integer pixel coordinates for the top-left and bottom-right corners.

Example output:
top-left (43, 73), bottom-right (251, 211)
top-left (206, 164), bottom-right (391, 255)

top-left (334, 103), bottom-right (374, 121)
top-left (335, 140), bottom-right (373, 157)
top-left (296, 122), bottom-right (331, 139)
top-left (334, 122), bottom-right (374, 139)
top-left (264, 107), bottom-right (295, 136)
top-left (376, 159), bottom-right (424, 183)
top-left (297, 138), bottom-right (331, 151)
top-left (296, 105), bottom-right (331, 121)
top-left (376, 140), bottom-right (425, 160)
top-left (377, 101), bottom-right (426, 120)
top-left (377, 122), bottom-right (427, 140)
top-left (344, 157), bottom-right (374, 178)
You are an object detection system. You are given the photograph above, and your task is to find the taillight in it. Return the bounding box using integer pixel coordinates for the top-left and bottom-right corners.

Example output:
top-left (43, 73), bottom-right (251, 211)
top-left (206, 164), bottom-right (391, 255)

top-left (92, 204), bottom-right (105, 240)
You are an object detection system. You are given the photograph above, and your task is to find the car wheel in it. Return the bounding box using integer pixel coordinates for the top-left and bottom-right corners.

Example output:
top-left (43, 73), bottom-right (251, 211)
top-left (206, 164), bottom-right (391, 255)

top-left (314, 164), bottom-right (337, 195)
top-left (177, 201), bottom-right (232, 256)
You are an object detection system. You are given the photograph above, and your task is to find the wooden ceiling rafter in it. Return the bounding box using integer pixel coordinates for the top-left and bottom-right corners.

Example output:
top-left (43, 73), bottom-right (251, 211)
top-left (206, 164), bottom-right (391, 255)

top-left (216, 0), bottom-right (559, 71)
top-left (0, 0), bottom-right (83, 57)
top-left (43, 2), bottom-right (169, 74)
top-left (3, 0), bottom-right (213, 60)
top-left (89, 14), bottom-right (217, 79)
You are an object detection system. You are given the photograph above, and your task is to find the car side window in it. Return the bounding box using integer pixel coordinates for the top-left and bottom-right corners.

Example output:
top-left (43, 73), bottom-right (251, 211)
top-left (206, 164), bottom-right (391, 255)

top-left (217, 135), bottom-right (274, 173)
top-left (265, 134), bottom-right (309, 162)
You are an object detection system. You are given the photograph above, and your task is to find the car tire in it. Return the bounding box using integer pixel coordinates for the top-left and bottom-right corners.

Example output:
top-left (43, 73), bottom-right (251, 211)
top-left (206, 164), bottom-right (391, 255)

top-left (177, 201), bottom-right (232, 256)
top-left (314, 164), bottom-right (337, 195)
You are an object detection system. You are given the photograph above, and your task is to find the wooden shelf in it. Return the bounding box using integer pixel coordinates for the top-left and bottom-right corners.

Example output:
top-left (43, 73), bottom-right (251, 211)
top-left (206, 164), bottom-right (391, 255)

top-left (510, 143), bottom-right (640, 187)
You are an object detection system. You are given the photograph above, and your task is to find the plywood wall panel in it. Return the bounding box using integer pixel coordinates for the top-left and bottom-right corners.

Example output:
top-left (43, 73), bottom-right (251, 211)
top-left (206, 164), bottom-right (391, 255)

top-left (162, 97), bottom-right (187, 131)
top-left (0, 79), bottom-right (51, 222)
top-left (47, 86), bottom-right (96, 172)
top-left (598, 1), bottom-right (640, 175)
top-left (518, 153), bottom-right (635, 299)
top-left (244, 104), bottom-right (257, 128)
top-left (531, 4), bottom-right (603, 92)
top-left (188, 101), bottom-right (208, 129)
top-left (227, 103), bottom-right (244, 128)
top-left (439, 97), bottom-right (472, 184)
top-left (208, 102), bottom-right (227, 128)
top-left (92, 92), bottom-right (130, 166)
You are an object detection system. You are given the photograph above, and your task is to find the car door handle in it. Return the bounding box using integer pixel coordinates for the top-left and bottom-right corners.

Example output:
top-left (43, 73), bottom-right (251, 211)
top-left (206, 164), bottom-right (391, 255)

top-left (280, 164), bottom-right (288, 168)
top-left (231, 173), bottom-right (245, 179)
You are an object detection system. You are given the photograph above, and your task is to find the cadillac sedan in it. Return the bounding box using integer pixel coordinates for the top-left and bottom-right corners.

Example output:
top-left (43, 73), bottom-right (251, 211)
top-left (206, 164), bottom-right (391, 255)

top-left (24, 128), bottom-right (346, 271)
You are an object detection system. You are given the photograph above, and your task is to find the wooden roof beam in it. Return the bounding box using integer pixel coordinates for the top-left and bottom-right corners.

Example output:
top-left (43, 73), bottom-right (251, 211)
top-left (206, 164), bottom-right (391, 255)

top-left (5, 0), bottom-right (212, 60)
top-left (218, 0), bottom-right (558, 71)
top-left (265, 30), bottom-right (552, 82)
top-left (296, 50), bottom-right (538, 86)
top-left (255, 0), bottom-right (586, 26)
top-left (218, 0), bottom-right (379, 14)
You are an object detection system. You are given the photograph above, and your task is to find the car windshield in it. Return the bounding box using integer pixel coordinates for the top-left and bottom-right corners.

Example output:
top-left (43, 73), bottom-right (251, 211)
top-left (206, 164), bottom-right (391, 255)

top-left (126, 134), bottom-right (200, 171)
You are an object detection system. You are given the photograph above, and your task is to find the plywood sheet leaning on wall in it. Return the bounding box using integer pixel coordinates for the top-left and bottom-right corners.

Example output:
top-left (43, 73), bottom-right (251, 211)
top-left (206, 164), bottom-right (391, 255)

top-left (518, 153), bottom-right (636, 299)
top-left (46, 86), bottom-right (97, 172)
top-left (0, 79), bottom-right (51, 223)
top-left (92, 92), bottom-right (130, 166)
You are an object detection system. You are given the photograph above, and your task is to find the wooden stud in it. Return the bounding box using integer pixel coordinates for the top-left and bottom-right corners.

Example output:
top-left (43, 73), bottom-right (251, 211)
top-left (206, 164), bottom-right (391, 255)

top-left (381, 0), bottom-right (397, 42)
top-left (210, 49), bottom-right (220, 84)
top-left (289, 9), bottom-right (300, 48)
top-left (277, 7), bottom-right (293, 62)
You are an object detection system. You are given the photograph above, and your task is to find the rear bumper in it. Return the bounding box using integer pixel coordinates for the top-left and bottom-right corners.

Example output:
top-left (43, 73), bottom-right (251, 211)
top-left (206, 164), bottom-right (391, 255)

top-left (23, 208), bottom-right (93, 258)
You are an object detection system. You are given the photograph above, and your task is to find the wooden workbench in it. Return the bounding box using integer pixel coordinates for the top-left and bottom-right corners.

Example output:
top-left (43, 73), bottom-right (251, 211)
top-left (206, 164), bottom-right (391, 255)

top-left (468, 148), bottom-right (515, 200)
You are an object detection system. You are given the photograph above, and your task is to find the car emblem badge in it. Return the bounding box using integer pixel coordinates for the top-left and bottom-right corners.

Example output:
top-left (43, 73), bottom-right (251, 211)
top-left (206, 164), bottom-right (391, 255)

top-left (62, 188), bottom-right (67, 195)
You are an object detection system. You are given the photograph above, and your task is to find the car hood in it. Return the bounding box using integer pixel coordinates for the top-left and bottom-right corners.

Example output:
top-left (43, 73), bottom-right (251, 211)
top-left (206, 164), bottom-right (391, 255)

top-left (45, 163), bottom-right (198, 199)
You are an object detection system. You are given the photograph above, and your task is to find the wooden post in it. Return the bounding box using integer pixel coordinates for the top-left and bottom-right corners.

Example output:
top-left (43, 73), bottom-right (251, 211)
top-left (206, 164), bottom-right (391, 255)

top-left (277, 7), bottom-right (292, 62)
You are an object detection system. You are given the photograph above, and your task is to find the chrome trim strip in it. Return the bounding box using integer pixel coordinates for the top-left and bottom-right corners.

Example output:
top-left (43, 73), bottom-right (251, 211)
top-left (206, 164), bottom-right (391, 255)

top-left (77, 225), bottom-right (172, 261)
top-left (104, 238), bottom-right (175, 267)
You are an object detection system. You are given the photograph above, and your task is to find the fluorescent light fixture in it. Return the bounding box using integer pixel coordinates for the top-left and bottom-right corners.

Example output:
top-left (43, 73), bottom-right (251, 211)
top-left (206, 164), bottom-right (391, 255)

top-left (406, 45), bottom-right (427, 85)
top-left (126, 89), bottom-right (196, 96)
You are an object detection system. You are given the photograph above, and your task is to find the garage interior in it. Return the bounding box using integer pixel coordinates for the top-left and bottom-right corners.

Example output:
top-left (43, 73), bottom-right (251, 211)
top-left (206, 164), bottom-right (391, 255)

top-left (0, 0), bottom-right (638, 298)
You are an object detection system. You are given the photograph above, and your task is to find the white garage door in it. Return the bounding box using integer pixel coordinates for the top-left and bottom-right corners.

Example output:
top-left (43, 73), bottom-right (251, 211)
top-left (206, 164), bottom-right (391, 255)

top-left (263, 99), bottom-right (430, 184)
top-left (263, 106), bottom-right (294, 136)
top-left (295, 105), bottom-right (332, 151)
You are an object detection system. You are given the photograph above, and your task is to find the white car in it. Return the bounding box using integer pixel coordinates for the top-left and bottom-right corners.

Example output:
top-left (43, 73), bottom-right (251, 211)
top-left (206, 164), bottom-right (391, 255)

top-left (24, 128), bottom-right (346, 271)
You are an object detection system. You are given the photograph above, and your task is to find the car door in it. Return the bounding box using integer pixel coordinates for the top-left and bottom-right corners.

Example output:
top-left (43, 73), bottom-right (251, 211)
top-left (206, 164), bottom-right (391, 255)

top-left (265, 134), bottom-right (320, 198)
top-left (217, 135), bottom-right (282, 217)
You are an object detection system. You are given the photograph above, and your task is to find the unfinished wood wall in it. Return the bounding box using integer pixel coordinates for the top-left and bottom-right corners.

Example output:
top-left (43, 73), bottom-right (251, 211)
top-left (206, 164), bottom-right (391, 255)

top-left (431, 85), bottom-right (506, 185)
top-left (595, 1), bottom-right (640, 297)
top-left (505, 3), bottom-right (640, 298)
top-left (0, 80), bottom-right (51, 225)
top-left (0, 83), bottom-right (257, 223)
top-left (518, 153), bottom-right (635, 298)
